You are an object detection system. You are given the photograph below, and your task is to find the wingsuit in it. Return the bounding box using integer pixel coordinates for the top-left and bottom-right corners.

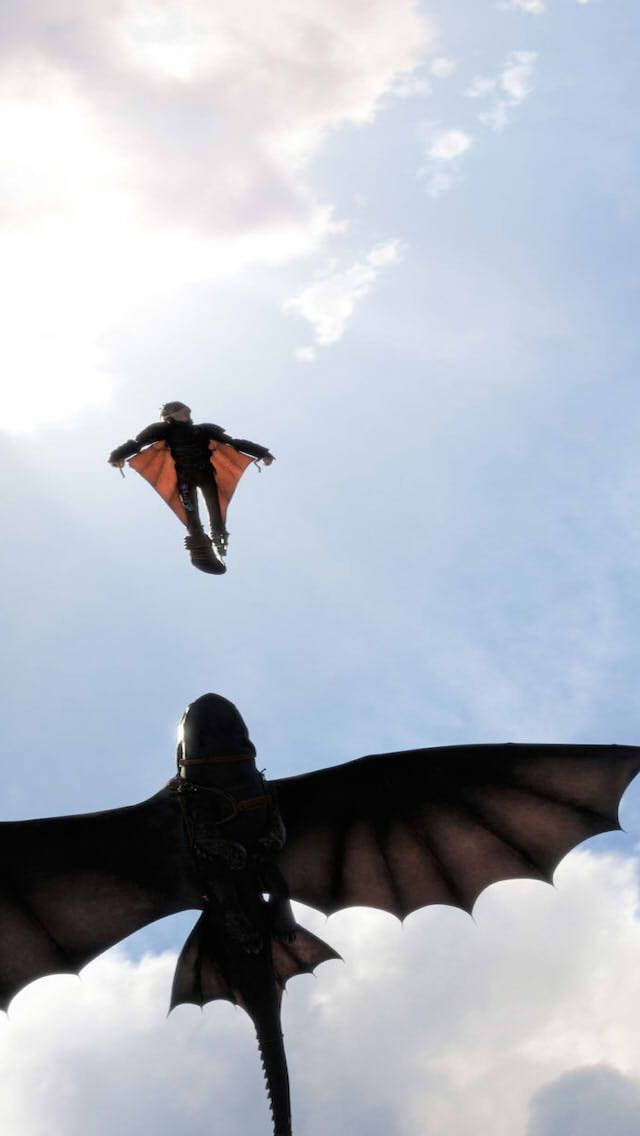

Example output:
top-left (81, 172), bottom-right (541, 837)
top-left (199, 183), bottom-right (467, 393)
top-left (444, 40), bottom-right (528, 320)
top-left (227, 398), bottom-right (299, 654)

top-left (108, 402), bottom-right (274, 574)
top-left (0, 692), bottom-right (638, 1136)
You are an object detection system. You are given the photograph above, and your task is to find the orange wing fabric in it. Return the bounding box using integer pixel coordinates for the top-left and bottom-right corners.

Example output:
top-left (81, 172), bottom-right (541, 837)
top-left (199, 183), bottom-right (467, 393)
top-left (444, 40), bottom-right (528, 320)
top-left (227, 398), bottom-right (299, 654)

top-left (209, 441), bottom-right (254, 524)
top-left (129, 440), bottom-right (254, 527)
top-left (129, 442), bottom-right (187, 526)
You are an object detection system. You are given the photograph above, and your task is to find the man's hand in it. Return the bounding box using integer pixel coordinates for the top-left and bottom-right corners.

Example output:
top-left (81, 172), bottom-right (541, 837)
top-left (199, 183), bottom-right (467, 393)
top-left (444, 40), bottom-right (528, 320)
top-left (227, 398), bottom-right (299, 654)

top-left (262, 454), bottom-right (274, 466)
top-left (110, 460), bottom-right (125, 468)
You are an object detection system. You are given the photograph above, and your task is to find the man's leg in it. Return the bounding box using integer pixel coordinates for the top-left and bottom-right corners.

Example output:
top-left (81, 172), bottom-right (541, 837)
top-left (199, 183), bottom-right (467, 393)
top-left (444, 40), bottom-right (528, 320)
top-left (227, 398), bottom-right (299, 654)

top-left (178, 479), bottom-right (205, 536)
top-left (199, 476), bottom-right (228, 555)
top-left (178, 478), bottom-right (225, 573)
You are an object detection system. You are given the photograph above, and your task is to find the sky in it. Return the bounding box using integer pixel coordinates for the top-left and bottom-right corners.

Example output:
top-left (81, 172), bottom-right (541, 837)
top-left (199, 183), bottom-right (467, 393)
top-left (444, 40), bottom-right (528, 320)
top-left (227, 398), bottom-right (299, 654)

top-left (0, 0), bottom-right (639, 1133)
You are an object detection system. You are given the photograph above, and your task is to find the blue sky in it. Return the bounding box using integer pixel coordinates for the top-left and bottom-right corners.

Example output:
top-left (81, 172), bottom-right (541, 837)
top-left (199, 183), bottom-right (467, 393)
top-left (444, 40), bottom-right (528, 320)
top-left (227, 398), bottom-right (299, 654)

top-left (1, 2), bottom-right (639, 1133)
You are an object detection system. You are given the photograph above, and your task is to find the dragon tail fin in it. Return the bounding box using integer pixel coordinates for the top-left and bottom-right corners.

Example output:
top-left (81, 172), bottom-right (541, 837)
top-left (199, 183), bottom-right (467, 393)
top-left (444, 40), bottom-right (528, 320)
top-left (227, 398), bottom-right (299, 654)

top-left (170, 913), bottom-right (339, 1010)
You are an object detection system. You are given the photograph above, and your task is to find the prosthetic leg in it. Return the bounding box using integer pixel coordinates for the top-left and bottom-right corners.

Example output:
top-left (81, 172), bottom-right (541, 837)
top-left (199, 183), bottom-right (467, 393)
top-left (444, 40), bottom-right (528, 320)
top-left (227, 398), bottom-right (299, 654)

top-left (200, 477), bottom-right (229, 562)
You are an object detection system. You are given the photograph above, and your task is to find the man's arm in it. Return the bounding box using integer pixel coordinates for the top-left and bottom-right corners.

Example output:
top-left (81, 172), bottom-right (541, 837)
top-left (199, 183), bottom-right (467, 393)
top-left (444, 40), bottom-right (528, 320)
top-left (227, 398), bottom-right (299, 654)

top-left (220, 431), bottom-right (274, 463)
top-left (108, 422), bottom-right (169, 465)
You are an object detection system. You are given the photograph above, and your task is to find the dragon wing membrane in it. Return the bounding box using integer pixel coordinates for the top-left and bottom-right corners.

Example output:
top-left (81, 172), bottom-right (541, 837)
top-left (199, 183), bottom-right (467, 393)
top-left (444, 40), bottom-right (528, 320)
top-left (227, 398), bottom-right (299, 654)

top-left (274, 743), bottom-right (640, 919)
top-left (0, 790), bottom-right (203, 1011)
top-left (1, 745), bottom-right (637, 1012)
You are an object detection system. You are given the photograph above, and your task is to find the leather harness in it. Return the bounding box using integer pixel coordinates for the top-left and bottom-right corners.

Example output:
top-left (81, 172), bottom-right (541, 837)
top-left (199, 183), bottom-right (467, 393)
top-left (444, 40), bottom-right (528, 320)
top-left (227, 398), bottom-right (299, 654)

top-left (170, 753), bottom-right (272, 814)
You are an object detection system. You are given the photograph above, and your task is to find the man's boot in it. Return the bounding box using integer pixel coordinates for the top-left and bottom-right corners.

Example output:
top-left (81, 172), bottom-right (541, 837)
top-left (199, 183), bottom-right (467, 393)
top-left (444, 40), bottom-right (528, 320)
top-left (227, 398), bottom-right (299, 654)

top-left (184, 532), bottom-right (226, 575)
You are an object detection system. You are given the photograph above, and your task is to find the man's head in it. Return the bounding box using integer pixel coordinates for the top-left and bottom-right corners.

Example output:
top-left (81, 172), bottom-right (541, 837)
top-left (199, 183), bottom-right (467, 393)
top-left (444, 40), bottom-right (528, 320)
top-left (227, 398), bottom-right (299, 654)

top-left (177, 693), bottom-right (256, 764)
top-left (160, 401), bottom-right (192, 423)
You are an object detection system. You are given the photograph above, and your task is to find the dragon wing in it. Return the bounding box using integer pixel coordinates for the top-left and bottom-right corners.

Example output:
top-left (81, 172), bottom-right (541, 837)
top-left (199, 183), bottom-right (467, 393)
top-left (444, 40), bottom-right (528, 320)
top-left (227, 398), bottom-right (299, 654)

top-left (0, 789), bottom-right (203, 1010)
top-left (273, 743), bottom-right (640, 918)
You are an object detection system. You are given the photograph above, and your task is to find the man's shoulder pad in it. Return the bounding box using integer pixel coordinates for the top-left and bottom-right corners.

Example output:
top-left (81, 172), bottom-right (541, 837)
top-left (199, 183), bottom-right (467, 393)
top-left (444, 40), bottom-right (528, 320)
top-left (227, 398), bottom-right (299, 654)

top-left (198, 422), bottom-right (225, 436)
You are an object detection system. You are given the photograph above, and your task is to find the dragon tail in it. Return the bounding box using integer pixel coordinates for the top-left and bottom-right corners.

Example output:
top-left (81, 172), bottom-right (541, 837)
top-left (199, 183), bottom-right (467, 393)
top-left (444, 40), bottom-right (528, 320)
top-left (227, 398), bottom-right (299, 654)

top-left (170, 912), bottom-right (340, 1135)
top-left (253, 994), bottom-right (292, 1136)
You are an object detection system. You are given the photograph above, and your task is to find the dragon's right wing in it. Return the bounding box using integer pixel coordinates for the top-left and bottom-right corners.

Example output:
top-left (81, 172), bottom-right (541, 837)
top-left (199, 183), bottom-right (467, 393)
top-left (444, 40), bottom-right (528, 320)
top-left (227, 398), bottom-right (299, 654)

top-left (274, 743), bottom-right (640, 920)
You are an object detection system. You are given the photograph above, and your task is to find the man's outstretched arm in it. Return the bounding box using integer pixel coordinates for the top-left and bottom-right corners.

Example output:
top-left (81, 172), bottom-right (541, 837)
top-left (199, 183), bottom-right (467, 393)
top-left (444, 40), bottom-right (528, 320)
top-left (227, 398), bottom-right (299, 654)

top-left (216, 429), bottom-right (275, 464)
top-left (108, 422), bottom-right (170, 466)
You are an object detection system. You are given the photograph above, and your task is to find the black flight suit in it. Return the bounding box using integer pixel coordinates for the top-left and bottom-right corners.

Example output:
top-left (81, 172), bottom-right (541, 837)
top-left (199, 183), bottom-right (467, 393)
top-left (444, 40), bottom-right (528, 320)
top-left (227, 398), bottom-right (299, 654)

top-left (109, 420), bottom-right (272, 542)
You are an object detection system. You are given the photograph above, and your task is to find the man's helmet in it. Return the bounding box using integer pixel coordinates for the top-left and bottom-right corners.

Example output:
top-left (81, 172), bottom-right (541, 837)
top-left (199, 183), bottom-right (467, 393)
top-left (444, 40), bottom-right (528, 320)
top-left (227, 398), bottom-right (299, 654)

top-left (160, 401), bottom-right (191, 419)
top-left (177, 693), bottom-right (256, 762)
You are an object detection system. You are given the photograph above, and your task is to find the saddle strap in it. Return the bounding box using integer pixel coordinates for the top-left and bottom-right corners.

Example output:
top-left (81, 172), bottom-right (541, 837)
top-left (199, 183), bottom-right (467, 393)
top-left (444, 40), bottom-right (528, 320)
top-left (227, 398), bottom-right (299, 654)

top-left (178, 753), bottom-right (253, 766)
top-left (236, 794), bottom-right (272, 813)
top-left (167, 777), bottom-right (271, 817)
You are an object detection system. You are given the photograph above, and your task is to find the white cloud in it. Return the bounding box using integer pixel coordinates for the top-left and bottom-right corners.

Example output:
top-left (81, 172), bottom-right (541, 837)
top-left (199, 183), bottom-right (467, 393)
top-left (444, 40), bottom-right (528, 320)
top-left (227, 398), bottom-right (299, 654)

top-left (431, 56), bottom-right (456, 78)
top-left (0, 948), bottom-right (263, 1135)
top-left (0, 2), bottom-right (431, 429)
top-left (297, 850), bottom-right (640, 1136)
top-left (467, 50), bottom-right (538, 131)
top-left (502, 0), bottom-right (547, 13)
top-left (427, 129), bottom-right (473, 161)
top-left (3, 851), bottom-right (640, 1135)
top-left (466, 76), bottom-right (498, 99)
top-left (285, 239), bottom-right (403, 351)
top-left (422, 128), bottom-right (473, 196)
top-left (528, 1066), bottom-right (640, 1136)
top-left (501, 50), bottom-right (538, 101)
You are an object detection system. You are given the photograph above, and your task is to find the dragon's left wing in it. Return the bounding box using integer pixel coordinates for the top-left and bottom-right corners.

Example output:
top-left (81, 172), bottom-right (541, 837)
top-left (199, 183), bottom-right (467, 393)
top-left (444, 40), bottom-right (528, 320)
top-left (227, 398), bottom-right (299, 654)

top-left (274, 743), bottom-right (640, 919)
top-left (0, 789), bottom-right (203, 1010)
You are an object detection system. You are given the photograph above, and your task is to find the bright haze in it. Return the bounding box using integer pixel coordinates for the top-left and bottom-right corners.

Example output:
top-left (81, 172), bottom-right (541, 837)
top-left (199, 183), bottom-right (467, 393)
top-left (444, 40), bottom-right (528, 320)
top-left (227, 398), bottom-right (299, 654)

top-left (1, 2), bottom-right (639, 1135)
